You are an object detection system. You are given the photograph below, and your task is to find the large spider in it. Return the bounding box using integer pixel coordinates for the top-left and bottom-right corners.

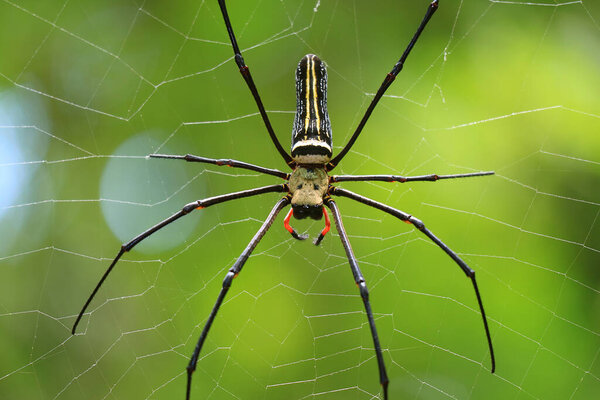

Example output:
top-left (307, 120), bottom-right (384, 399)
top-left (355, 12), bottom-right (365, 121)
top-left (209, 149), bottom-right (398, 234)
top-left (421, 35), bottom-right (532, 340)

top-left (72, 1), bottom-right (495, 398)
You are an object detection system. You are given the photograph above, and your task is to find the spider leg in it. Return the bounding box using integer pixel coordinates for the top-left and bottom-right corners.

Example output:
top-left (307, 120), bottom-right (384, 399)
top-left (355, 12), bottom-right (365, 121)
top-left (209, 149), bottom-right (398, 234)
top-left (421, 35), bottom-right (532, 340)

top-left (330, 186), bottom-right (496, 373)
top-left (331, 171), bottom-right (494, 183)
top-left (283, 208), bottom-right (309, 240)
top-left (149, 153), bottom-right (289, 179)
top-left (325, 197), bottom-right (389, 400)
top-left (71, 184), bottom-right (288, 335)
top-left (327, 0), bottom-right (439, 171)
top-left (217, 0), bottom-right (294, 167)
top-left (313, 206), bottom-right (331, 246)
top-left (186, 197), bottom-right (290, 399)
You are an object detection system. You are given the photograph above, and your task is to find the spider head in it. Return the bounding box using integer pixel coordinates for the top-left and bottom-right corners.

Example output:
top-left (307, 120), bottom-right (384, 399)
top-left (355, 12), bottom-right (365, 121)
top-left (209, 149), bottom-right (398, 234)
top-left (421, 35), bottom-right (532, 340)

top-left (289, 166), bottom-right (328, 220)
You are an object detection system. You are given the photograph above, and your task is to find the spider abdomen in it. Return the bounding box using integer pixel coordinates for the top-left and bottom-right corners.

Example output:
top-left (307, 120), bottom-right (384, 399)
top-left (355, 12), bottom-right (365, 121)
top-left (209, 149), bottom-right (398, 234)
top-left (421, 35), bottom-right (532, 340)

top-left (291, 54), bottom-right (332, 164)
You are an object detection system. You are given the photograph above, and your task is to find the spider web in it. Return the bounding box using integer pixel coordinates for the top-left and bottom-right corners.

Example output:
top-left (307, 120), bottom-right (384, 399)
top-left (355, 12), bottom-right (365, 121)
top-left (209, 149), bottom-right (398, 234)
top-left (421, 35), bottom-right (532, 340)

top-left (1, 0), bottom-right (599, 399)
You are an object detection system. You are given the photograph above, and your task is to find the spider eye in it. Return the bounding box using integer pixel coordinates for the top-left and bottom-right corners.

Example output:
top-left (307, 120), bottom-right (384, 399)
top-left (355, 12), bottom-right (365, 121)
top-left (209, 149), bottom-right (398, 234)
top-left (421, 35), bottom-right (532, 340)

top-left (313, 184), bottom-right (320, 190)
top-left (297, 184), bottom-right (303, 189)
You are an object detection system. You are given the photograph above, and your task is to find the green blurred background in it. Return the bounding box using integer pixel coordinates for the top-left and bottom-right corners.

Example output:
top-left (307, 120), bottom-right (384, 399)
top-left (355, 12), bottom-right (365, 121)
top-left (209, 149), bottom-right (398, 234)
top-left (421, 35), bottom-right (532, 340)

top-left (1, 0), bottom-right (599, 399)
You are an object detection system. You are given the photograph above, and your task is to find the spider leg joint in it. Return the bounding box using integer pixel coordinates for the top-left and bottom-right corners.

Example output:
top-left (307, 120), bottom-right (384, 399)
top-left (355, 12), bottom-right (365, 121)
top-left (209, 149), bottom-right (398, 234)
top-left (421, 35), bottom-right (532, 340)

top-left (223, 271), bottom-right (235, 288)
top-left (358, 280), bottom-right (370, 300)
top-left (183, 202), bottom-right (198, 214)
top-left (408, 215), bottom-right (425, 230)
top-left (235, 53), bottom-right (245, 68)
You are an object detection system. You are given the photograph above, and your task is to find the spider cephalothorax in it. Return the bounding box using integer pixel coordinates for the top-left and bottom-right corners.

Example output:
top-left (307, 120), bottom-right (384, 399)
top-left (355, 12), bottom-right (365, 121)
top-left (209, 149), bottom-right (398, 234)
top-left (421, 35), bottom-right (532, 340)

top-left (73, 2), bottom-right (496, 400)
top-left (288, 166), bottom-right (328, 220)
top-left (283, 166), bottom-right (330, 243)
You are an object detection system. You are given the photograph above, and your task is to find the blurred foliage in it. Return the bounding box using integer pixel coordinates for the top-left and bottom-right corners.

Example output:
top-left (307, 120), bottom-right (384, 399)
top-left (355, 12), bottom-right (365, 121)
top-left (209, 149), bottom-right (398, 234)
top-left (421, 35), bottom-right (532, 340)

top-left (0, 1), bottom-right (599, 399)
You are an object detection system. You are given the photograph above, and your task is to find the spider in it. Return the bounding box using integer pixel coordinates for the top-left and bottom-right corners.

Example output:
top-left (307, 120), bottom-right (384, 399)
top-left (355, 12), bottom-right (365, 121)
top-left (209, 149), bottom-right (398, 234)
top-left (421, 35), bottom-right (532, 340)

top-left (72, 1), bottom-right (495, 399)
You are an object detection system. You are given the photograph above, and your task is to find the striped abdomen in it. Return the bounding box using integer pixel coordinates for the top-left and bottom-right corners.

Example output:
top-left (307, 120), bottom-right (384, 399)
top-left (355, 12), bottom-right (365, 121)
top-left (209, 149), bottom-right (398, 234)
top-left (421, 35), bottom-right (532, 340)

top-left (291, 54), bottom-right (332, 164)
